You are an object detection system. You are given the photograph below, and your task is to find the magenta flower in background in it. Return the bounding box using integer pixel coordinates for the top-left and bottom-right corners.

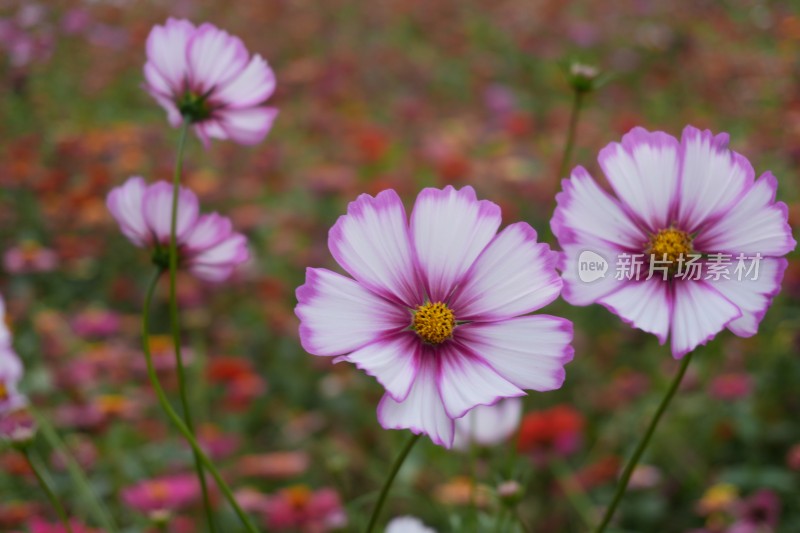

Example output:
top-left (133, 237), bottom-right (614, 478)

top-left (263, 486), bottom-right (346, 532)
top-left (296, 186), bottom-right (573, 447)
top-left (452, 397), bottom-right (522, 450)
top-left (106, 176), bottom-right (249, 282)
top-left (122, 473), bottom-right (201, 517)
top-left (551, 126), bottom-right (796, 358)
top-left (144, 18), bottom-right (278, 147)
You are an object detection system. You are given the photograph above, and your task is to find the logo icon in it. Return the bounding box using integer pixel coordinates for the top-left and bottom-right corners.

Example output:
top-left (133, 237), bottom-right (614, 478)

top-left (577, 250), bottom-right (608, 283)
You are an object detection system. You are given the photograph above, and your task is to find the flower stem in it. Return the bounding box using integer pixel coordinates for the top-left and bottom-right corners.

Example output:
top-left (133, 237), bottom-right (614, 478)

top-left (593, 351), bottom-right (694, 533)
top-left (168, 121), bottom-right (216, 533)
top-left (365, 433), bottom-right (421, 533)
top-left (557, 88), bottom-right (584, 180)
top-left (32, 409), bottom-right (119, 532)
top-left (23, 447), bottom-right (74, 533)
top-left (142, 269), bottom-right (260, 533)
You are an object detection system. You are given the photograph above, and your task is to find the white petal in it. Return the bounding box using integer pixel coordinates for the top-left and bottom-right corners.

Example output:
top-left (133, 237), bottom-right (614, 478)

top-left (452, 397), bottom-right (522, 450)
top-left (385, 517), bottom-right (437, 533)
top-left (411, 186), bottom-right (501, 302)
top-left (187, 23), bottom-right (249, 93)
top-left (188, 264), bottom-right (235, 283)
top-left (598, 279), bottom-right (672, 344)
top-left (449, 222), bottom-right (562, 321)
top-left (188, 232), bottom-right (248, 267)
top-left (0, 347), bottom-right (23, 382)
top-left (558, 244), bottom-right (623, 306)
top-left (142, 182), bottom-right (199, 244)
top-left (343, 332), bottom-right (420, 402)
top-left (457, 316), bottom-right (573, 391)
top-left (705, 257), bottom-right (788, 337)
top-left (214, 54), bottom-right (275, 108)
top-left (436, 342), bottom-right (523, 419)
top-left (329, 190), bottom-right (422, 307)
top-left (0, 296), bottom-right (9, 348)
top-left (183, 213), bottom-right (233, 253)
top-left (215, 107), bottom-right (278, 145)
top-left (106, 176), bottom-right (150, 247)
top-left (145, 18), bottom-right (195, 91)
top-left (676, 126), bottom-right (755, 232)
top-left (670, 281), bottom-right (741, 358)
top-left (693, 172), bottom-right (796, 256)
top-left (551, 166), bottom-right (647, 251)
top-left (377, 355), bottom-right (455, 448)
top-left (598, 127), bottom-right (681, 231)
top-left (295, 268), bottom-right (408, 356)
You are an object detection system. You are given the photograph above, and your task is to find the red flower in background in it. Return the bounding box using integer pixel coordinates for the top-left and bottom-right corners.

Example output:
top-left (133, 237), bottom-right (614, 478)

top-left (517, 404), bottom-right (584, 459)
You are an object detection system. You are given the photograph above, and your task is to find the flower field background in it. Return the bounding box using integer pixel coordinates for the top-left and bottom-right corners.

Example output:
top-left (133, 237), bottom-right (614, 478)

top-left (1, 1), bottom-right (799, 532)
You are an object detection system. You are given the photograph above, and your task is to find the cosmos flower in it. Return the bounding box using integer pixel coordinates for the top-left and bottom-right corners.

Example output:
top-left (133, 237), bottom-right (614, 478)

top-left (551, 126), bottom-right (796, 358)
top-left (296, 186), bottom-right (573, 447)
top-left (106, 176), bottom-right (249, 282)
top-left (0, 296), bottom-right (26, 416)
top-left (144, 18), bottom-right (278, 147)
top-left (452, 397), bottom-right (522, 450)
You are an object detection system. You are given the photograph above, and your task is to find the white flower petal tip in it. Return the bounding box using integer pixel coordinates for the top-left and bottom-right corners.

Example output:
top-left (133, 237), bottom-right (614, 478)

top-left (143, 19), bottom-right (277, 146)
top-left (552, 125), bottom-right (794, 356)
top-left (301, 186), bottom-right (572, 446)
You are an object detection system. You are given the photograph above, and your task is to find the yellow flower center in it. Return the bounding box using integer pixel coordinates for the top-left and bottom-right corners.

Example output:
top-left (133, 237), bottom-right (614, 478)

top-left (146, 481), bottom-right (171, 502)
top-left (0, 382), bottom-right (8, 402)
top-left (413, 302), bottom-right (455, 344)
top-left (647, 228), bottom-right (693, 266)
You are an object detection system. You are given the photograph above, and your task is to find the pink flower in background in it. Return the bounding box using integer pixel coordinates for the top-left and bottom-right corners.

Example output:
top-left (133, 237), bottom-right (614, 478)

top-left (3, 240), bottom-right (58, 274)
top-left (551, 126), bottom-right (796, 358)
top-left (106, 176), bottom-right (249, 282)
top-left (144, 18), bottom-right (278, 147)
top-left (452, 397), bottom-right (522, 450)
top-left (263, 486), bottom-right (346, 532)
top-left (122, 473), bottom-right (201, 517)
top-left (296, 186), bottom-right (573, 447)
top-left (25, 517), bottom-right (102, 533)
top-left (71, 308), bottom-right (121, 339)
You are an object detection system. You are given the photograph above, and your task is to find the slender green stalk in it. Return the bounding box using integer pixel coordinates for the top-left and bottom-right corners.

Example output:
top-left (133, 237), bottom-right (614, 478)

top-left (593, 351), bottom-right (694, 532)
top-left (513, 507), bottom-right (530, 533)
top-left (23, 447), bottom-right (74, 533)
top-left (168, 121), bottom-right (216, 532)
top-left (550, 458), bottom-right (594, 529)
top-left (142, 270), bottom-right (260, 533)
top-left (365, 433), bottom-right (421, 533)
top-left (557, 88), bottom-right (584, 179)
top-left (32, 409), bottom-right (119, 532)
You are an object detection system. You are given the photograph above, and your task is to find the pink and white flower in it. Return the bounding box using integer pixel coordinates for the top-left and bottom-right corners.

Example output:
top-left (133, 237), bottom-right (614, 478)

top-left (551, 126), bottom-right (796, 358)
top-left (106, 176), bottom-right (249, 282)
top-left (0, 295), bottom-right (26, 416)
top-left (144, 18), bottom-right (277, 147)
top-left (452, 397), bottom-right (522, 450)
top-left (296, 186), bottom-right (573, 448)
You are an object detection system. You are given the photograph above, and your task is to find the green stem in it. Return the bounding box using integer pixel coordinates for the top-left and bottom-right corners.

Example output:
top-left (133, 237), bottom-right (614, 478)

top-left (593, 351), bottom-right (694, 533)
top-left (142, 270), bottom-right (260, 533)
top-left (32, 409), bottom-right (119, 532)
top-left (550, 458), bottom-right (595, 529)
top-left (365, 433), bottom-right (421, 533)
top-left (168, 121), bottom-right (216, 533)
top-left (557, 88), bottom-right (584, 179)
top-left (23, 447), bottom-right (74, 533)
top-left (513, 507), bottom-right (530, 533)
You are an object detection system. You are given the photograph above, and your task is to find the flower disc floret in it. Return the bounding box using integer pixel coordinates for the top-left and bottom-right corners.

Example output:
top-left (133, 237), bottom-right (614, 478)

top-left (413, 302), bottom-right (455, 345)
